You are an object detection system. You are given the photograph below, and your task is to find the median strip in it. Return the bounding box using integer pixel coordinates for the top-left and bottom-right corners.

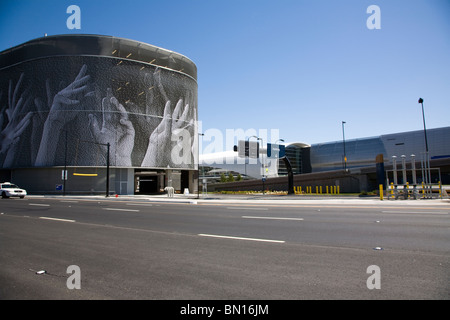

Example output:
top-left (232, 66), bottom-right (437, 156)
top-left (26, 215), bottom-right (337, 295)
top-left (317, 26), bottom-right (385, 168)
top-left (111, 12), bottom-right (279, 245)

top-left (198, 234), bottom-right (285, 243)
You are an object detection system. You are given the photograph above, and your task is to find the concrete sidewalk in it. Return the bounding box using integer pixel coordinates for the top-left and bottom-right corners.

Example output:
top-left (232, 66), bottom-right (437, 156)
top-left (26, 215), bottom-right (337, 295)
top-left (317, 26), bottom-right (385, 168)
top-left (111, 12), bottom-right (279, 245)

top-left (27, 193), bottom-right (450, 206)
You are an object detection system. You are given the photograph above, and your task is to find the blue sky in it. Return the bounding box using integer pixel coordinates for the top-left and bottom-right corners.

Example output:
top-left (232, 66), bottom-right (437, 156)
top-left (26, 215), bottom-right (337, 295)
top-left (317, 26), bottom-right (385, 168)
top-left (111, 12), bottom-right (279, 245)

top-left (1, 0), bottom-right (449, 149)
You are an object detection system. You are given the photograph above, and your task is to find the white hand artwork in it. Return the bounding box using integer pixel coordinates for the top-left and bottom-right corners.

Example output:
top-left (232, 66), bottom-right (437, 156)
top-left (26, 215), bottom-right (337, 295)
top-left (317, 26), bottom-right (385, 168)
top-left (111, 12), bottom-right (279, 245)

top-left (142, 97), bottom-right (193, 167)
top-left (35, 65), bottom-right (92, 166)
top-left (0, 74), bottom-right (33, 168)
top-left (88, 88), bottom-right (135, 167)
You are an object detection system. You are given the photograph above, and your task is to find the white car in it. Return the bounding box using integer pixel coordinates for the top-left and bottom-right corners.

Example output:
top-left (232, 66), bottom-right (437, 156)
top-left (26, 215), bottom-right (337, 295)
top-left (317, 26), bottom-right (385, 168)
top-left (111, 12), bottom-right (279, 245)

top-left (0, 182), bottom-right (27, 199)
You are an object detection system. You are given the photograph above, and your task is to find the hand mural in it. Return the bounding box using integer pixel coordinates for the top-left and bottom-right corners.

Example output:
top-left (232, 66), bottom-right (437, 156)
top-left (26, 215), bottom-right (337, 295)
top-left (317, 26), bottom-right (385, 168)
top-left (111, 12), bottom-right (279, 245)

top-left (1, 62), bottom-right (196, 171)
top-left (35, 65), bottom-right (92, 166)
top-left (141, 98), bottom-right (194, 167)
top-left (133, 68), bottom-right (195, 167)
top-left (89, 88), bottom-right (135, 166)
top-left (0, 74), bottom-right (33, 168)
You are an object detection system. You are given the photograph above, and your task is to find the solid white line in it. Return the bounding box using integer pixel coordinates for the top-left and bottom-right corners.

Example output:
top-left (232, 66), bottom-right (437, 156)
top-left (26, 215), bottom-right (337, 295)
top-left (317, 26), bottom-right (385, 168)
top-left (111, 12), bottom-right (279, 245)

top-left (381, 211), bottom-right (448, 215)
top-left (242, 216), bottom-right (304, 221)
top-left (103, 208), bottom-right (140, 212)
top-left (39, 217), bottom-right (75, 223)
top-left (226, 207), bottom-right (269, 211)
top-left (198, 234), bottom-right (285, 243)
top-left (29, 203), bottom-right (50, 207)
top-left (126, 203), bottom-right (153, 207)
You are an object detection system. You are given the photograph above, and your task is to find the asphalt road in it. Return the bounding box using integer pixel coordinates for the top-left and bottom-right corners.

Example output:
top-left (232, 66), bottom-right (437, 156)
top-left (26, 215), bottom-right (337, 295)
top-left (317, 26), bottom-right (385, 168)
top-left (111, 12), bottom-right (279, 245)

top-left (0, 196), bottom-right (449, 301)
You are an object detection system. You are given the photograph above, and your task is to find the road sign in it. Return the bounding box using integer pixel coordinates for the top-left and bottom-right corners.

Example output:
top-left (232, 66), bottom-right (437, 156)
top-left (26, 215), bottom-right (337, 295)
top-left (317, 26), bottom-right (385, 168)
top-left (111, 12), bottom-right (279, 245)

top-left (267, 143), bottom-right (285, 158)
top-left (238, 140), bottom-right (259, 158)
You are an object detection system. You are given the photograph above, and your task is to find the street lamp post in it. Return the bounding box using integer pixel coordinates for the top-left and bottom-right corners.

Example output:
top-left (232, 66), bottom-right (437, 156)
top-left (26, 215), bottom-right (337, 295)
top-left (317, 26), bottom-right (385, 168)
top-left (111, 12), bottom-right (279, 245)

top-left (418, 98), bottom-right (431, 196)
top-left (258, 137), bottom-right (265, 195)
top-left (418, 98), bottom-right (429, 153)
top-left (246, 135), bottom-right (259, 177)
top-left (63, 130), bottom-right (68, 196)
top-left (106, 142), bottom-right (110, 197)
top-left (275, 138), bottom-right (285, 176)
top-left (197, 133), bottom-right (204, 199)
top-left (247, 135), bottom-right (263, 193)
top-left (342, 121), bottom-right (347, 171)
top-left (79, 139), bottom-right (110, 197)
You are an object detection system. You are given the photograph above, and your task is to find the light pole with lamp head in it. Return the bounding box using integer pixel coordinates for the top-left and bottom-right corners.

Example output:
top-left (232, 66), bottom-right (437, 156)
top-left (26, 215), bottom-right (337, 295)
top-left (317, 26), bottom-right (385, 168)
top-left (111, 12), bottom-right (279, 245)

top-left (342, 121), bottom-right (347, 171)
top-left (246, 135), bottom-right (259, 177)
top-left (418, 98), bottom-right (431, 195)
top-left (197, 133), bottom-right (204, 199)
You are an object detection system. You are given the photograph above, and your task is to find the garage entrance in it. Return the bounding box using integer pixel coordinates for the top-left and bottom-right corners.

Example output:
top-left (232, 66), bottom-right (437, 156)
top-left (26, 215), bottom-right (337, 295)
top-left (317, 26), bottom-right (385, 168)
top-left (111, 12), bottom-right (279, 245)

top-left (134, 170), bottom-right (164, 195)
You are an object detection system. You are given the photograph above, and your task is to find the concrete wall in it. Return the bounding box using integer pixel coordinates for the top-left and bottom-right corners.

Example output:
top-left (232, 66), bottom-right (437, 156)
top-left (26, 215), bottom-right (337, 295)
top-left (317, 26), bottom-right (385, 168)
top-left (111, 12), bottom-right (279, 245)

top-left (7, 167), bottom-right (133, 195)
top-left (208, 169), bottom-right (374, 194)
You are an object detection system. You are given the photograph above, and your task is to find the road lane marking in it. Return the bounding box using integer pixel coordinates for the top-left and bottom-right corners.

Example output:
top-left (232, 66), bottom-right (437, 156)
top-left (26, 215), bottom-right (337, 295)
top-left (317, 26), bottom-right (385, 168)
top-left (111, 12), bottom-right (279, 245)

top-left (29, 203), bottom-right (50, 207)
top-left (198, 234), bottom-right (285, 243)
top-left (39, 217), bottom-right (75, 223)
top-left (103, 208), bottom-right (140, 212)
top-left (126, 203), bottom-right (153, 207)
top-left (242, 216), bottom-right (304, 221)
top-left (381, 211), bottom-right (448, 215)
top-left (226, 207), bottom-right (269, 211)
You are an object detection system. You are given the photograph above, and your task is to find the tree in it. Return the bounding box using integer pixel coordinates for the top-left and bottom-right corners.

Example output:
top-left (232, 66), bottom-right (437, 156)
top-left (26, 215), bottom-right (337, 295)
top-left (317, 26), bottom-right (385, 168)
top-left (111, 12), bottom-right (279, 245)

top-left (228, 172), bottom-right (235, 182)
top-left (220, 173), bottom-right (227, 183)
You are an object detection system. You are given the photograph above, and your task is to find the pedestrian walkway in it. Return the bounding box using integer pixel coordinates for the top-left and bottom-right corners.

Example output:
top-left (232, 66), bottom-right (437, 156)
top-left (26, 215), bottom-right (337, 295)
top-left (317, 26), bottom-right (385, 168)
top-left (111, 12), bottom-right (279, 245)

top-left (27, 192), bottom-right (450, 207)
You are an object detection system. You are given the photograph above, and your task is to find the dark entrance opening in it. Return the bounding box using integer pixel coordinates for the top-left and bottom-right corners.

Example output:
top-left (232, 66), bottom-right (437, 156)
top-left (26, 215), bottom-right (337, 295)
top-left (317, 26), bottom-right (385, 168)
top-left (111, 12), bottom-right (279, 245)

top-left (181, 170), bottom-right (189, 192)
top-left (138, 177), bottom-right (158, 194)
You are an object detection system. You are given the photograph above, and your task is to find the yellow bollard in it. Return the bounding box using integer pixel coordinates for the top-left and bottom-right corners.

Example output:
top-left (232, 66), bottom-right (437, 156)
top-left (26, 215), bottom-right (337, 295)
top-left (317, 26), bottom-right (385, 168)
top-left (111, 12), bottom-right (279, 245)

top-left (439, 181), bottom-right (442, 198)
top-left (379, 184), bottom-right (384, 200)
top-left (326, 186), bottom-right (329, 194)
top-left (315, 186), bottom-right (318, 194)
top-left (337, 186), bottom-right (340, 195)
top-left (320, 186), bottom-right (322, 194)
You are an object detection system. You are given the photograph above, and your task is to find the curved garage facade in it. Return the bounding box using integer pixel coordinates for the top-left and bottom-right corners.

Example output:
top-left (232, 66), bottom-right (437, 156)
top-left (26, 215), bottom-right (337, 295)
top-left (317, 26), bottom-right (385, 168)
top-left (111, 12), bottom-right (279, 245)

top-left (0, 34), bottom-right (198, 195)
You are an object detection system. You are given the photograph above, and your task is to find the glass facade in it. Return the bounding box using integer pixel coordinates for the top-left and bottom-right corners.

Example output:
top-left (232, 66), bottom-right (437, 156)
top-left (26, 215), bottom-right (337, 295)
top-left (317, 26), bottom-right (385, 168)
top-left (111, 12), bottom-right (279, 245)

top-left (310, 137), bottom-right (386, 172)
top-left (278, 145), bottom-right (311, 175)
top-left (308, 127), bottom-right (450, 173)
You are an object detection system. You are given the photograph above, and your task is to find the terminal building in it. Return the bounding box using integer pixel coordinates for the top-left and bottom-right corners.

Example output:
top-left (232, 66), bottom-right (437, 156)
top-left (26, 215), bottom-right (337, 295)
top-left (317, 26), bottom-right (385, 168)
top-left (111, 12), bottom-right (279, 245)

top-left (200, 127), bottom-right (450, 193)
top-left (0, 34), bottom-right (198, 195)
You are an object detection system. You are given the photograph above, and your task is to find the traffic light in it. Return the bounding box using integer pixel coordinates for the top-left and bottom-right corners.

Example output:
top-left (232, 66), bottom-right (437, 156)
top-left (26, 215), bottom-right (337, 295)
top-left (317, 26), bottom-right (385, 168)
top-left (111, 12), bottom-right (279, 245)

top-left (237, 140), bottom-right (259, 158)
